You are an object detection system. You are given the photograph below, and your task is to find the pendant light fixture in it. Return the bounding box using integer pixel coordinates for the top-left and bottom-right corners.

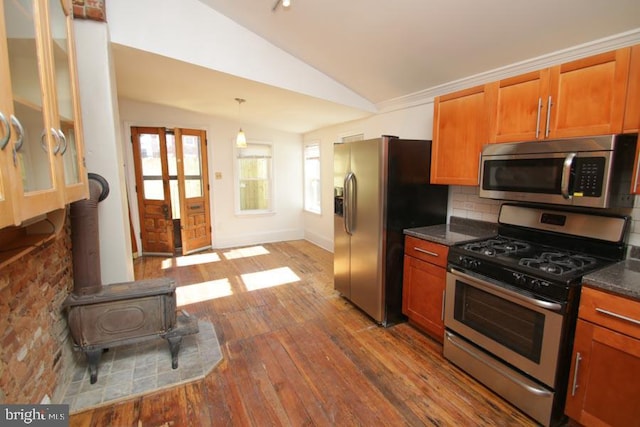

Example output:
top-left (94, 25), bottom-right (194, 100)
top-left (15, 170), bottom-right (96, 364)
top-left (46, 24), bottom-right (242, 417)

top-left (272, 0), bottom-right (291, 12)
top-left (235, 97), bottom-right (247, 148)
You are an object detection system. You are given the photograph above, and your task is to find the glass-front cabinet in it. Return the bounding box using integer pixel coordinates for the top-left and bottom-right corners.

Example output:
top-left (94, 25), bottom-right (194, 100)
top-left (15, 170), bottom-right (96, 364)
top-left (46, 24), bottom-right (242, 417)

top-left (0, 0), bottom-right (86, 229)
top-left (48, 0), bottom-right (86, 203)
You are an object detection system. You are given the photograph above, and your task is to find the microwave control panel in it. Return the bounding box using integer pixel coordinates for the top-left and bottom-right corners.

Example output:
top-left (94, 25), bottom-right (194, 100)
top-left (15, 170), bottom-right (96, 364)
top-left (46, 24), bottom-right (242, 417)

top-left (573, 157), bottom-right (605, 197)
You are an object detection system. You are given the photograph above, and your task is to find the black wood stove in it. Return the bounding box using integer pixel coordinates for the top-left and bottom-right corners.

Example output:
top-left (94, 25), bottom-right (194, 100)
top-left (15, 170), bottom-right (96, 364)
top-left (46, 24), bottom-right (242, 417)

top-left (64, 174), bottom-right (198, 384)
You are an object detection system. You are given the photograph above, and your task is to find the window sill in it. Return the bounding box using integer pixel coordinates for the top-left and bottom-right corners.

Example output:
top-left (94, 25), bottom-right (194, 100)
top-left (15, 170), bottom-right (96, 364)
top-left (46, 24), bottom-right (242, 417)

top-left (235, 210), bottom-right (276, 217)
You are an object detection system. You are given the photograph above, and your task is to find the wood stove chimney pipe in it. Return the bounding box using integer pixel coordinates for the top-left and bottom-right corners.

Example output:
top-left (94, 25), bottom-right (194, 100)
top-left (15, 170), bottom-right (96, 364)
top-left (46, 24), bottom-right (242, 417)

top-left (70, 173), bottom-right (109, 295)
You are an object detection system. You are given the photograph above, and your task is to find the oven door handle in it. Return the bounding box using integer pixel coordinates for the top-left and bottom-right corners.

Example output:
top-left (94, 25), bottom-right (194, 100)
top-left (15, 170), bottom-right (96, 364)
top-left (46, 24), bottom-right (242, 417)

top-left (445, 331), bottom-right (553, 398)
top-left (449, 268), bottom-right (563, 312)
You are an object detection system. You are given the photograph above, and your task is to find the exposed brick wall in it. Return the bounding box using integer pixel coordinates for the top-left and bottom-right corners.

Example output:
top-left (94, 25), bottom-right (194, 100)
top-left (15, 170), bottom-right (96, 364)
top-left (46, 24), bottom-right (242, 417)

top-left (0, 221), bottom-right (74, 404)
top-left (72, 0), bottom-right (106, 22)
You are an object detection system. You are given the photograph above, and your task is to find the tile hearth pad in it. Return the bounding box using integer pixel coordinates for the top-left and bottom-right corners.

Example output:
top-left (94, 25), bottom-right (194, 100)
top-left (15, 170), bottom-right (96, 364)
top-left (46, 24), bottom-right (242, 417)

top-left (61, 319), bottom-right (221, 413)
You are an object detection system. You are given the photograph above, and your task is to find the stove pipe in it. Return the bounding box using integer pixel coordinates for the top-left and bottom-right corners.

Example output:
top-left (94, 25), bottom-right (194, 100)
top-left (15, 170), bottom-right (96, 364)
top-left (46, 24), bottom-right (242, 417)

top-left (70, 173), bottom-right (110, 296)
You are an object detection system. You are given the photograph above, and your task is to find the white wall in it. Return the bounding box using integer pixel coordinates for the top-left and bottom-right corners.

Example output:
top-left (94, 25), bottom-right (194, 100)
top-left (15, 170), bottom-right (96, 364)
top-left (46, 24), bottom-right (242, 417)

top-left (118, 99), bottom-right (304, 252)
top-left (303, 102), bottom-right (437, 251)
top-left (74, 20), bottom-right (134, 284)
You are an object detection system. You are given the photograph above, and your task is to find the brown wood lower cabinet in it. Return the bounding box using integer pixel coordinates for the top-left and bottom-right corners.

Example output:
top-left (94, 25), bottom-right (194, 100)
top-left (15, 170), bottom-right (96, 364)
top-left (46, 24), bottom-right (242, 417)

top-left (402, 236), bottom-right (448, 342)
top-left (565, 287), bottom-right (640, 426)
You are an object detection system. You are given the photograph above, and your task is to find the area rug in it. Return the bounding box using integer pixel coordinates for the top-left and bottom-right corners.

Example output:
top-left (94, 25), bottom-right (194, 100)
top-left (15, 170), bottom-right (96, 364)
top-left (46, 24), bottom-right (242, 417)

top-left (60, 319), bottom-right (222, 414)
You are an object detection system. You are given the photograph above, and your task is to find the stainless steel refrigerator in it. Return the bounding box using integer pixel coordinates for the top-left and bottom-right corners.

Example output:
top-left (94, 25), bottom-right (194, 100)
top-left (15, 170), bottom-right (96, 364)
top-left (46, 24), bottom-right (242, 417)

top-left (333, 136), bottom-right (448, 326)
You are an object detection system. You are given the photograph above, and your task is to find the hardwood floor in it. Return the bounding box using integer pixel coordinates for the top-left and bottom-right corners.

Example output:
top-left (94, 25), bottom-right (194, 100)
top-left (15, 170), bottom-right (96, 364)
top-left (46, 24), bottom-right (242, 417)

top-left (69, 240), bottom-right (536, 426)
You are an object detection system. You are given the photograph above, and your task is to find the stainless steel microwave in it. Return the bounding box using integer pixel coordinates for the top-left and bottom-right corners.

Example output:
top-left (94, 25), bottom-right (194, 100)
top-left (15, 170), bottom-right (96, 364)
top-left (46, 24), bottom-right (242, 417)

top-left (479, 134), bottom-right (638, 208)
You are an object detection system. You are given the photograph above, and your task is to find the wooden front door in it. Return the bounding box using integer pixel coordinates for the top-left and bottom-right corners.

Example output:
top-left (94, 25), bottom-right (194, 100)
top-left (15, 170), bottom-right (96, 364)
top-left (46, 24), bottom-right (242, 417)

top-left (132, 127), bottom-right (174, 255)
top-left (131, 126), bottom-right (212, 256)
top-left (175, 128), bottom-right (211, 254)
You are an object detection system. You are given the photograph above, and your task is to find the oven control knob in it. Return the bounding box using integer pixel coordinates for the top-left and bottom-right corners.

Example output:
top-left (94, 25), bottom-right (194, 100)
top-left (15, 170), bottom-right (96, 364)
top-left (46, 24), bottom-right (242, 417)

top-left (513, 272), bottom-right (527, 285)
top-left (530, 279), bottom-right (542, 290)
top-left (459, 256), bottom-right (478, 268)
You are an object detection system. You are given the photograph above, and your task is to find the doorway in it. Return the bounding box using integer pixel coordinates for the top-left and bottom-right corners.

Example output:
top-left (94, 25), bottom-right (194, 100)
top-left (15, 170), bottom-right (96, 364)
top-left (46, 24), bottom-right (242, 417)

top-left (131, 126), bottom-right (211, 256)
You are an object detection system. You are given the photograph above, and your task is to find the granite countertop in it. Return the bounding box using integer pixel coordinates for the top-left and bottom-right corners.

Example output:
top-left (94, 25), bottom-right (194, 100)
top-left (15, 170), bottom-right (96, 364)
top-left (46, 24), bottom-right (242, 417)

top-left (583, 258), bottom-right (640, 301)
top-left (404, 217), bottom-right (498, 246)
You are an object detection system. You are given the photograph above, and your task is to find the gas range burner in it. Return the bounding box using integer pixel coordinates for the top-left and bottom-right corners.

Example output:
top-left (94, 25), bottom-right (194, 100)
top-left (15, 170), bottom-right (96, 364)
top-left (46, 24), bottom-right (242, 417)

top-left (519, 252), bottom-right (597, 276)
top-left (463, 238), bottom-right (531, 257)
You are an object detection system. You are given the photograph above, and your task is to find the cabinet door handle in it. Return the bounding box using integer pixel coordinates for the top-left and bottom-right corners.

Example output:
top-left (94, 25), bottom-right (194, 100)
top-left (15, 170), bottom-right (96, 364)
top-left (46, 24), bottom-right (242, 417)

top-left (0, 112), bottom-right (10, 150)
top-left (535, 97), bottom-right (542, 139)
top-left (56, 129), bottom-right (68, 155)
top-left (40, 128), bottom-right (61, 153)
top-left (571, 352), bottom-right (582, 396)
top-left (51, 128), bottom-right (62, 154)
top-left (545, 95), bottom-right (553, 138)
top-left (10, 115), bottom-right (24, 153)
top-left (414, 247), bottom-right (438, 257)
top-left (595, 308), bottom-right (640, 326)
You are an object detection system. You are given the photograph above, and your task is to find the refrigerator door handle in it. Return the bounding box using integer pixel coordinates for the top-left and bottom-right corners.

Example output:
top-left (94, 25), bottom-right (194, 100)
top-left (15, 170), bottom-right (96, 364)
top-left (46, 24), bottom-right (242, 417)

top-left (344, 172), bottom-right (356, 234)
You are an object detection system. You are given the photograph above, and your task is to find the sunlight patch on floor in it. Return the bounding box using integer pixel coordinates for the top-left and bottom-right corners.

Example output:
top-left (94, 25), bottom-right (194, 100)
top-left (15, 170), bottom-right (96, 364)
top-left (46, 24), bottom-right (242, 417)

top-left (223, 245), bottom-right (270, 260)
top-left (241, 267), bottom-right (300, 291)
top-left (175, 252), bottom-right (222, 267)
top-left (176, 278), bottom-right (233, 306)
top-left (161, 252), bottom-right (222, 269)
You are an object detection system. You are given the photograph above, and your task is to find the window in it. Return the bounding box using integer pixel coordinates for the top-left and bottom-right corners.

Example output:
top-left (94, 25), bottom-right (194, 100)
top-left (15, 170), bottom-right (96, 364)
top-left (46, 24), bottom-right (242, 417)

top-left (304, 142), bottom-right (321, 214)
top-left (236, 142), bottom-right (273, 213)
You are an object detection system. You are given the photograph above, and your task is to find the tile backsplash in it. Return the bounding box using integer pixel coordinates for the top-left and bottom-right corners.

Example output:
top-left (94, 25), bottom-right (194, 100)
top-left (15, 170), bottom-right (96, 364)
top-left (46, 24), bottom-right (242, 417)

top-left (448, 186), bottom-right (640, 255)
top-left (448, 186), bottom-right (501, 223)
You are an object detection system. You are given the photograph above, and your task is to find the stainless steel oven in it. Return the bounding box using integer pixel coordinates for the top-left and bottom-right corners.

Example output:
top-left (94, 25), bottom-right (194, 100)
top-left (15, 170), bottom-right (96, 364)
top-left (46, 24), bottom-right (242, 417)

top-left (444, 204), bottom-right (629, 427)
top-left (444, 269), bottom-right (563, 426)
top-left (445, 268), bottom-right (563, 387)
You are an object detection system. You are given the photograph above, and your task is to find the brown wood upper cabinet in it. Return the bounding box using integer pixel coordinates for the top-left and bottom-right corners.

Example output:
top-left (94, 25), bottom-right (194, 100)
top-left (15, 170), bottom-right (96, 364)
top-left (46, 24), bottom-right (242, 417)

top-left (623, 45), bottom-right (640, 133)
top-left (491, 48), bottom-right (633, 144)
top-left (431, 84), bottom-right (493, 185)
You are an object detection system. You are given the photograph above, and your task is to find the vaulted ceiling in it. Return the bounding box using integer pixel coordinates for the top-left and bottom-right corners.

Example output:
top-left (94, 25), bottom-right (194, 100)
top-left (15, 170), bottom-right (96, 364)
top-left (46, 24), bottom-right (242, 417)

top-left (110, 0), bottom-right (640, 133)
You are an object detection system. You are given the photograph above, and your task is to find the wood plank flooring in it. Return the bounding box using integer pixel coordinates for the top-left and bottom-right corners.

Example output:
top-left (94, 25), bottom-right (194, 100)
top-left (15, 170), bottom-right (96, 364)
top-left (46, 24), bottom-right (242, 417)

top-left (69, 240), bottom-right (537, 426)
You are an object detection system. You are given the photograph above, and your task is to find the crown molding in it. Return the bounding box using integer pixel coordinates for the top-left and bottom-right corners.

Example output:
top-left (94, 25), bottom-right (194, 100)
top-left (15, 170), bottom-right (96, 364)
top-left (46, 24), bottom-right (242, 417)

top-left (376, 28), bottom-right (640, 114)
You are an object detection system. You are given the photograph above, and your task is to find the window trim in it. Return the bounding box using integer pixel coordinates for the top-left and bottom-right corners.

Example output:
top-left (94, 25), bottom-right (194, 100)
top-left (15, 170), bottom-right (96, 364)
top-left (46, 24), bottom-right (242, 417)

top-left (234, 140), bottom-right (274, 215)
top-left (303, 141), bottom-right (321, 215)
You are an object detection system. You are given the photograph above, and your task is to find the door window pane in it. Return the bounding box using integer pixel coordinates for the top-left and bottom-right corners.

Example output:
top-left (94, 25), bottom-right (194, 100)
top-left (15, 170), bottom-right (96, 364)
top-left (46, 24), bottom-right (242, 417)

top-left (166, 133), bottom-right (177, 176)
top-left (166, 133), bottom-right (180, 218)
top-left (139, 133), bottom-right (164, 200)
top-left (143, 180), bottom-right (164, 200)
top-left (182, 134), bottom-right (202, 198)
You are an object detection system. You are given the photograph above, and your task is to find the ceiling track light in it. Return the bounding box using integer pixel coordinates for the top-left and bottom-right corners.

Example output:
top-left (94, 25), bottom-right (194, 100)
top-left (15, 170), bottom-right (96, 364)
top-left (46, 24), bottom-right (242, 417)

top-left (272, 0), bottom-right (291, 12)
top-left (235, 97), bottom-right (247, 148)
